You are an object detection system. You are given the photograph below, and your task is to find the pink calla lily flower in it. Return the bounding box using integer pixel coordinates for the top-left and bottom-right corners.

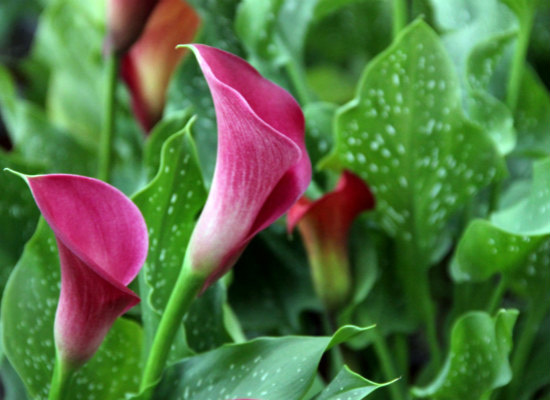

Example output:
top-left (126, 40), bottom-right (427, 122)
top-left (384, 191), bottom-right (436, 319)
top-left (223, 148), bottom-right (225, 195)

top-left (22, 173), bottom-right (148, 367)
top-left (121, 0), bottom-right (200, 132)
top-left (287, 171), bottom-right (375, 309)
top-left (105, 0), bottom-right (159, 55)
top-left (184, 44), bottom-right (311, 292)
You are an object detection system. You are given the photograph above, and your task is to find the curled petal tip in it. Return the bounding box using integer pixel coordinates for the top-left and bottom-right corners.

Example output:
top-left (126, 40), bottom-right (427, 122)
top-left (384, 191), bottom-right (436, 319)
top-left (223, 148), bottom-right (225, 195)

top-left (121, 0), bottom-right (201, 132)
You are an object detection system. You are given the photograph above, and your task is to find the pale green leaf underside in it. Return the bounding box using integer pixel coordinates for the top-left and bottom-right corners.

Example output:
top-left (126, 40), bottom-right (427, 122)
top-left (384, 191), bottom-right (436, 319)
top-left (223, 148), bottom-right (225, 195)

top-left (323, 20), bottom-right (503, 261)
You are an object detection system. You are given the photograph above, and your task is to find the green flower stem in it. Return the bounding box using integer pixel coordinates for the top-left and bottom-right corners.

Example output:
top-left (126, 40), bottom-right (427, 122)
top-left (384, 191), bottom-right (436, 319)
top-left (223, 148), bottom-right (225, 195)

top-left (320, 311), bottom-right (345, 378)
top-left (48, 355), bottom-right (76, 400)
top-left (505, 297), bottom-right (549, 400)
top-left (487, 276), bottom-right (508, 315)
top-left (392, 0), bottom-right (408, 39)
top-left (139, 258), bottom-right (206, 396)
top-left (97, 53), bottom-right (120, 182)
top-left (506, 3), bottom-right (536, 111)
top-left (395, 238), bottom-right (441, 370)
top-left (372, 332), bottom-right (406, 400)
top-left (393, 334), bottom-right (410, 383)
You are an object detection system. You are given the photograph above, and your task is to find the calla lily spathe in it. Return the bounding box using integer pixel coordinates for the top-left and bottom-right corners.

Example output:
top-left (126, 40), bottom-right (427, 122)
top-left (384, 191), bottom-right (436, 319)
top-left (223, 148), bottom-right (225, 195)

top-left (105, 0), bottom-right (158, 55)
top-left (184, 44), bottom-right (312, 291)
top-left (121, 0), bottom-right (200, 132)
top-left (287, 171), bottom-right (375, 309)
top-left (22, 173), bottom-right (148, 367)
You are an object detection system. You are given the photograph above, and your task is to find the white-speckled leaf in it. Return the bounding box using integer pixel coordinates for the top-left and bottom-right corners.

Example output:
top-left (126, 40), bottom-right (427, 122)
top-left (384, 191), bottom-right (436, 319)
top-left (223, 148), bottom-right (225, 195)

top-left (412, 310), bottom-right (518, 400)
top-left (134, 120), bottom-right (231, 357)
top-left (452, 158), bottom-right (550, 297)
top-left (155, 325), bottom-right (374, 400)
top-left (1, 220), bottom-right (143, 400)
top-left (314, 365), bottom-right (391, 400)
top-left (465, 32), bottom-right (516, 155)
top-left (322, 20), bottom-right (504, 263)
top-left (430, 0), bottom-right (517, 83)
top-left (133, 120), bottom-right (206, 316)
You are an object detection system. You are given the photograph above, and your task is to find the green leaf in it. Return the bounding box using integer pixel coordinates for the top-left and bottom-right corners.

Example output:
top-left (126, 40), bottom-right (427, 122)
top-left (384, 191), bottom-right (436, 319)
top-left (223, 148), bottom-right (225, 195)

top-left (32, 0), bottom-right (105, 147)
top-left (491, 158), bottom-right (550, 235)
top-left (0, 67), bottom-right (96, 175)
top-left (230, 226), bottom-right (320, 335)
top-left (499, 0), bottom-right (539, 18)
top-left (322, 20), bottom-right (504, 263)
top-left (516, 315), bottom-right (550, 400)
top-left (1, 220), bottom-right (143, 400)
top-left (0, 356), bottom-right (29, 400)
top-left (314, 365), bottom-right (391, 400)
top-left (451, 220), bottom-right (545, 281)
top-left (513, 68), bottom-right (550, 158)
top-left (452, 158), bottom-right (550, 297)
top-left (304, 102), bottom-right (336, 171)
top-left (134, 120), bottom-right (206, 316)
top-left (465, 32), bottom-right (517, 155)
top-left (0, 154), bottom-right (41, 294)
top-left (134, 118), bottom-right (234, 357)
top-left (412, 310), bottom-right (518, 400)
top-left (143, 109), bottom-right (193, 181)
top-left (155, 325), bottom-right (375, 400)
top-left (430, 0), bottom-right (517, 81)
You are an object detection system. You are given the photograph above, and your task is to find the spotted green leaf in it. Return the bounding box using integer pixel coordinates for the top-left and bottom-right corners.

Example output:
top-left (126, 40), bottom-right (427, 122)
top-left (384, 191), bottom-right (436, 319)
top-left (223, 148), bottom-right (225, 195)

top-left (452, 158), bottom-right (550, 293)
top-left (322, 20), bottom-right (504, 263)
top-left (155, 325), bottom-right (376, 400)
top-left (514, 69), bottom-right (550, 158)
top-left (412, 309), bottom-right (518, 400)
top-left (430, 0), bottom-right (517, 82)
top-left (465, 32), bottom-right (517, 155)
top-left (314, 365), bottom-right (392, 400)
top-left (133, 120), bottom-right (207, 355)
top-left (491, 157), bottom-right (550, 235)
top-left (1, 220), bottom-right (143, 400)
top-left (304, 102), bottom-right (336, 173)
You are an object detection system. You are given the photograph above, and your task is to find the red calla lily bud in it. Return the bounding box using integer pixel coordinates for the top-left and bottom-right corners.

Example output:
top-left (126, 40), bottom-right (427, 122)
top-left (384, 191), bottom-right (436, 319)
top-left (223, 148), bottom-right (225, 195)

top-left (121, 0), bottom-right (200, 132)
top-left (184, 44), bottom-right (311, 292)
top-left (23, 174), bottom-right (148, 367)
top-left (105, 0), bottom-right (159, 55)
top-left (287, 171), bottom-right (375, 310)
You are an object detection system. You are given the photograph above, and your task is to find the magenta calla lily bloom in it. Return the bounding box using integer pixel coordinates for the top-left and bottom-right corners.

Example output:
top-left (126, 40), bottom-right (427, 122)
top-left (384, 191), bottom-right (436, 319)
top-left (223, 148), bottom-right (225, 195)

top-left (23, 174), bottom-right (148, 367)
top-left (184, 44), bottom-right (311, 291)
top-left (105, 0), bottom-right (158, 55)
top-left (287, 171), bottom-right (375, 309)
top-left (121, 0), bottom-right (200, 132)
